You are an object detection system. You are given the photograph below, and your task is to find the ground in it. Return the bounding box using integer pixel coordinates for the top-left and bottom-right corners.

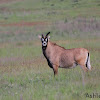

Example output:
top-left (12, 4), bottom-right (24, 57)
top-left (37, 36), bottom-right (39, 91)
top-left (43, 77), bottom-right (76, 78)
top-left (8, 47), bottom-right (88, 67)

top-left (0, 0), bottom-right (100, 100)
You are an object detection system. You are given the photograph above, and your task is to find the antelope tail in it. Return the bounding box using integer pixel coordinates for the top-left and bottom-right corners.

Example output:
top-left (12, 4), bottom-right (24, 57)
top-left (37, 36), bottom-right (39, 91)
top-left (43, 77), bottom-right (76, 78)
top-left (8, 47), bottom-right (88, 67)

top-left (86, 52), bottom-right (91, 70)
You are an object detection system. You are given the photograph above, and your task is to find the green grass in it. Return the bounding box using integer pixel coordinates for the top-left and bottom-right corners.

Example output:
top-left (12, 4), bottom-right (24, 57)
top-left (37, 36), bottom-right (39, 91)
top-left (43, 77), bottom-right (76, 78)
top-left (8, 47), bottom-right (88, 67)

top-left (0, 38), bottom-right (100, 100)
top-left (0, 0), bottom-right (100, 100)
top-left (0, 0), bottom-right (100, 23)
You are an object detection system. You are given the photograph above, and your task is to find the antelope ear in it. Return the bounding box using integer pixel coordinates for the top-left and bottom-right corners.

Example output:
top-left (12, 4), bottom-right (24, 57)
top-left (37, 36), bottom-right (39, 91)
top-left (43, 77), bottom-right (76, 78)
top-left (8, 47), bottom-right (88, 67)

top-left (48, 35), bottom-right (50, 39)
top-left (38, 35), bottom-right (41, 39)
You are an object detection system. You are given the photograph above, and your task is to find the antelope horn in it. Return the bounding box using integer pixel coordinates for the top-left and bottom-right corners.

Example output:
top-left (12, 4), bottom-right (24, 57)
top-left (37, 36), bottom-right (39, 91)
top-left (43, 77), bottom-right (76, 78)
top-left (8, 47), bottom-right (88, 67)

top-left (42, 34), bottom-right (44, 38)
top-left (46, 32), bottom-right (50, 37)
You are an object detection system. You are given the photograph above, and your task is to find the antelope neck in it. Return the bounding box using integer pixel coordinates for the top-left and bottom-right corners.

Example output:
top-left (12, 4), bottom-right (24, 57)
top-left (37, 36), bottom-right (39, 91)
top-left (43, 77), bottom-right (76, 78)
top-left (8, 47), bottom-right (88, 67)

top-left (42, 45), bottom-right (47, 50)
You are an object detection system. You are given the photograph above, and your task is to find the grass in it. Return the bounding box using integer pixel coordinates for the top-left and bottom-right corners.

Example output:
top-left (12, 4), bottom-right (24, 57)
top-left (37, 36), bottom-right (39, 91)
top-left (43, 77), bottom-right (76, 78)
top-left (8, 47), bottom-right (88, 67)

top-left (0, 0), bottom-right (100, 100)
top-left (0, 0), bottom-right (100, 23)
top-left (0, 38), bottom-right (100, 100)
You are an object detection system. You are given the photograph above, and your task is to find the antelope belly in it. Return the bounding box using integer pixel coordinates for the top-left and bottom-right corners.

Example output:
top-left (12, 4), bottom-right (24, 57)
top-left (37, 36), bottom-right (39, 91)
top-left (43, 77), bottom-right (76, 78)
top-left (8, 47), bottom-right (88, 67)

top-left (59, 56), bottom-right (76, 68)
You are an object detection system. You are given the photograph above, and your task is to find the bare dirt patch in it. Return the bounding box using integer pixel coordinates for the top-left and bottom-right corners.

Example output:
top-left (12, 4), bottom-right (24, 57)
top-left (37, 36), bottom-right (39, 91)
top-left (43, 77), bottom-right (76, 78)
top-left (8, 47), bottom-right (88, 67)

top-left (0, 21), bottom-right (48, 27)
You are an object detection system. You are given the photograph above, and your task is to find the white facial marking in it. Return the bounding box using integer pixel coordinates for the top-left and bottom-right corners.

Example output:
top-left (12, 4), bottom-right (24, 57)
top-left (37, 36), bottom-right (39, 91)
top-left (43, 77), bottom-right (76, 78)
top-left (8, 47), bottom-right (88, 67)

top-left (42, 41), bottom-right (47, 46)
top-left (42, 38), bottom-right (44, 42)
top-left (45, 38), bottom-right (47, 42)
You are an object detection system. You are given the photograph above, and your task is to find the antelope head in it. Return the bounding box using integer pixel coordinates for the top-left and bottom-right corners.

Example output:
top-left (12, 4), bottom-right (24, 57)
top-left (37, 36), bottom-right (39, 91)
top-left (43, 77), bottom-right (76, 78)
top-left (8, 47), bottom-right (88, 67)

top-left (38, 32), bottom-right (50, 47)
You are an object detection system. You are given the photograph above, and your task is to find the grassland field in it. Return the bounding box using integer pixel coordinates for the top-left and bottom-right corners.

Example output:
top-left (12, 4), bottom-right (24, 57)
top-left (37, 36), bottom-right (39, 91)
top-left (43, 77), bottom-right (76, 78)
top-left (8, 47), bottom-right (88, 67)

top-left (0, 0), bottom-right (100, 100)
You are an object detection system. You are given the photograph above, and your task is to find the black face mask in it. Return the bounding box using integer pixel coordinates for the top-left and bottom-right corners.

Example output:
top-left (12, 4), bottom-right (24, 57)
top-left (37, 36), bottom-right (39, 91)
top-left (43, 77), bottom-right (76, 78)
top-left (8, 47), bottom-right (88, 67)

top-left (41, 38), bottom-right (48, 47)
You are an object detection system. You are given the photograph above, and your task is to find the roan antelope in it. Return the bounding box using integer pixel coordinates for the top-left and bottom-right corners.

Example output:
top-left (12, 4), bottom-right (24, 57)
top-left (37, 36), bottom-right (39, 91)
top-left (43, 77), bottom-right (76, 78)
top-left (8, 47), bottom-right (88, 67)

top-left (38, 32), bottom-right (91, 76)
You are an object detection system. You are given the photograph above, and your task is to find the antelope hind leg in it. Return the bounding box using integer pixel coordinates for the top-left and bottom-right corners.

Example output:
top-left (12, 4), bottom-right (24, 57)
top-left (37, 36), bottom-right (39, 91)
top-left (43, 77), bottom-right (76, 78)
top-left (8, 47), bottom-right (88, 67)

top-left (80, 65), bottom-right (88, 72)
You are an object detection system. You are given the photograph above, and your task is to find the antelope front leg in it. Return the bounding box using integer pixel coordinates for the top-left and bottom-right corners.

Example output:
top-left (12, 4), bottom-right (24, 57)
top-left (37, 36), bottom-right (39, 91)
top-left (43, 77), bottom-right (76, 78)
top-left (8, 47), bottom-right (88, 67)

top-left (53, 65), bottom-right (58, 77)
